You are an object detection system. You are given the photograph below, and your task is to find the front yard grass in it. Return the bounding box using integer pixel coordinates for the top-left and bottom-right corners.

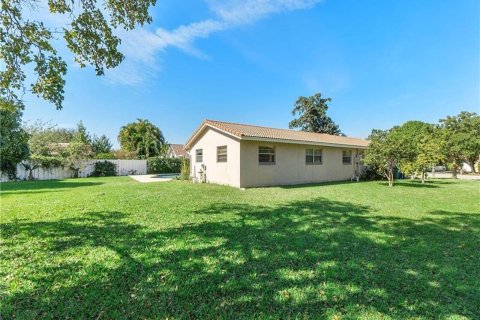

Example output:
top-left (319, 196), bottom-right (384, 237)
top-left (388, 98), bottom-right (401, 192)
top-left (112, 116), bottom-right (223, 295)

top-left (1, 177), bottom-right (479, 319)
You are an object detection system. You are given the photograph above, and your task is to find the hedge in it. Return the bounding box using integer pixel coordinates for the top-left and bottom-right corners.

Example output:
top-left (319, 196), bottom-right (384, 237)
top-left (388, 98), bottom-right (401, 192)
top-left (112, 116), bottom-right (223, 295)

top-left (147, 157), bottom-right (182, 174)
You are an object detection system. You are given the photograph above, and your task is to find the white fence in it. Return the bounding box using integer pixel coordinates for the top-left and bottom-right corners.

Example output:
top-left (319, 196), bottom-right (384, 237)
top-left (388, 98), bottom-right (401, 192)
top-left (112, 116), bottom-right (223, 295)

top-left (0, 159), bottom-right (147, 182)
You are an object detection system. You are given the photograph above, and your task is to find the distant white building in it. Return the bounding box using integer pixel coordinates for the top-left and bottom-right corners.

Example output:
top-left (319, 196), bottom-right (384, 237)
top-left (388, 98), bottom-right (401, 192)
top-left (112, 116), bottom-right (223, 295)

top-left (462, 162), bottom-right (473, 173)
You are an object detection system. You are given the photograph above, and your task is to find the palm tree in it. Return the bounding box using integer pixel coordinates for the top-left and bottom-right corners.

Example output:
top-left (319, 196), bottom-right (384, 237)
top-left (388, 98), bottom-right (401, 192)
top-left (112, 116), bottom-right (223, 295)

top-left (118, 119), bottom-right (165, 158)
top-left (21, 161), bottom-right (40, 180)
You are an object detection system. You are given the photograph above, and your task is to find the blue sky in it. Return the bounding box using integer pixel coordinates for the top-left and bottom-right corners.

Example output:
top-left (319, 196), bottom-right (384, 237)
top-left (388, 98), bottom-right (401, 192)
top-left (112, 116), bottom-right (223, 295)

top-left (23, 0), bottom-right (479, 147)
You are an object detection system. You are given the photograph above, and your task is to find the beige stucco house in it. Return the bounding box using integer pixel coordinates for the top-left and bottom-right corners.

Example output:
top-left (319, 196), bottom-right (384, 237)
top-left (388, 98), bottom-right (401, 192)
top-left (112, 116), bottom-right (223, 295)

top-left (184, 120), bottom-right (369, 188)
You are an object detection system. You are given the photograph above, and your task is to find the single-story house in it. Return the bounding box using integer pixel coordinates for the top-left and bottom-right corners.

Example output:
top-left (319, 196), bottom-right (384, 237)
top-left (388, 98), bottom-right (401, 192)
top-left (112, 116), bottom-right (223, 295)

top-left (166, 144), bottom-right (190, 159)
top-left (184, 120), bottom-right (369, 188)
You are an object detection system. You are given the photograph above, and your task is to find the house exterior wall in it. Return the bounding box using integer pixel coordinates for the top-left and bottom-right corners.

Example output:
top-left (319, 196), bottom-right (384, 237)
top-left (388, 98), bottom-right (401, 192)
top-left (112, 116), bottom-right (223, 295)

top-left (188, 127), bottom-right (365, 188)
top-left (239, 140), bottom-right (361, 188)
top-left (189, 127), bottom-right (241, 187)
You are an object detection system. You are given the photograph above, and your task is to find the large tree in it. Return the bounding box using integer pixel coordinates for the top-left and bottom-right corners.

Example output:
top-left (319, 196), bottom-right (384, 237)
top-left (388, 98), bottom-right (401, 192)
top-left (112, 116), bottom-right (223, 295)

top-left (26, 121), bottom-right (74, 156)
top-left (92, 135), bottom-right (113, 155)
top-left (65, 121), bottom-right (94, 177)
top-left (118, 119), bottom-right (165, 158)
top-left (415, 127), bottom-right (446, 179)
top-left (63, 141), bottom-right (93, 178)
top-left (363, 127), bottom-right (411, 187)
top-left (26, 120), bottom-right (93, 175)
top-left (439, 112), bottom-right (480, 176)
top-left (26, 121), bottom-right (73, 171)
top-left (1, 0), bottom-right (156, 111)
top-left (394, 121), bottom-right (445, 183)
top-left (0, 100), bottom-right (29, 179)
top-left (289, 93), bottom-right (343, 135)
top-left (72, 121), bottom-right (92, 144)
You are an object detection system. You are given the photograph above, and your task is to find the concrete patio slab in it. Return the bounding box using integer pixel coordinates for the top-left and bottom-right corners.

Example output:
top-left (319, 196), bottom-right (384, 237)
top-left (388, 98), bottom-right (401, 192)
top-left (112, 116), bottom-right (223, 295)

top-left (129, 174), bottom-right (178, 183)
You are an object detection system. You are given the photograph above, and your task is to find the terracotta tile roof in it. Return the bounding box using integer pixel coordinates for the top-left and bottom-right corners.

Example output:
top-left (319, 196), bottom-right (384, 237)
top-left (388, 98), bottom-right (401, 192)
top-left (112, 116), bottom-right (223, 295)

top-left (186, 119), bottom-right (369, 148)
top-left (169, 144), bottom-right (190, 158)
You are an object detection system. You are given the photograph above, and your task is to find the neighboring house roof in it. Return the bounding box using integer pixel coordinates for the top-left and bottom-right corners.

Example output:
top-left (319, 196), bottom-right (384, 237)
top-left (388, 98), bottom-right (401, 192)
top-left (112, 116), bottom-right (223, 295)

top-left (185, 119), bottom-right (369, 150)
top-left (47, 142), bottom-right (70, 155)
top-left (168, 144), bottom-right (190, 158)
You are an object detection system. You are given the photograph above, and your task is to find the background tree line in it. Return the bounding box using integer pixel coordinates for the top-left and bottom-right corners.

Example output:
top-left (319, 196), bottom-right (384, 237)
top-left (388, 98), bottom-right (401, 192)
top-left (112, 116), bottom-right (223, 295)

top-left (1, 92), bottom-right (478, 183)
top-left (288, 93), bottom-right (479, 187)
top-left (363, 112), bottom-right (480, 187)
top-left (0, 113), bottom-right (169, 179)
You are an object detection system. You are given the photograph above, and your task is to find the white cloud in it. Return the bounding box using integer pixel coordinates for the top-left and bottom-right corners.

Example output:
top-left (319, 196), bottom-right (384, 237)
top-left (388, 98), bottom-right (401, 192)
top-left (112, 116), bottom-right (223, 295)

top-left (155, 19), bottom-right (226, 58)
top-left (107, 0), bottom-right (322, 85)
top-left (154, 0), bottom-right (321, 54)
top-left (208, 0), bottom-right (319, 24)
top-left (22, 0), bottom-right (322, 85)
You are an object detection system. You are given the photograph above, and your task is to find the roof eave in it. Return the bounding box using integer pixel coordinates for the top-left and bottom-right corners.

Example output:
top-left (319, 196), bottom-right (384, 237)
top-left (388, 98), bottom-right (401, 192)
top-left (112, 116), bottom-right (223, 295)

top-left (184, 122), bottom-right (241, 150)
top-left (240, 136), bottom-right (369, 149)
top-left (185, 120), bottom-right (368, 150)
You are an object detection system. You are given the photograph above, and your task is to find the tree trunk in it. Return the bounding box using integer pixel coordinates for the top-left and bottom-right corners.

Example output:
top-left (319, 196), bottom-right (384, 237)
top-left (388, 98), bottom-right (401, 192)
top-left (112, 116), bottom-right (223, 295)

top-left (452, 164), bottom-right (458, 179)
top-left (421, 170), bottom-right (425, 183)
top-left (388, 160), bottom-right (394, 187)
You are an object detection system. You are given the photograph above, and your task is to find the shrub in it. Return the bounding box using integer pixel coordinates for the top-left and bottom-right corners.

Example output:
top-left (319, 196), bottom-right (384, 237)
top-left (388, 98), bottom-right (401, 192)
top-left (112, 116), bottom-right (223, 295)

top-left (94, 152), bottom-right (116, 159)
top-left (90, 161), bottom-right (117, 177)
top-left (63, 143), bottom-right (93, 178)
top-left (114, 149), bottom-right (138, 160)
top-left (179, 158), bottom-right (190, 180)
top-left (361, 167), bottom-right (384, 181)
top-left (30, 155), bottom-right (63, 170)
top-left (0, 161), bottom-right (18, 180)
top-left (147, 157), bottom-right (181, 174)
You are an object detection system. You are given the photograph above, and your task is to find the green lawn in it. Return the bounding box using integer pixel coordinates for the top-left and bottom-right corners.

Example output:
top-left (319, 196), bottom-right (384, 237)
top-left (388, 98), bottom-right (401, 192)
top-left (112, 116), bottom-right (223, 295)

top-left (1, 177), bottom-right (479, 319)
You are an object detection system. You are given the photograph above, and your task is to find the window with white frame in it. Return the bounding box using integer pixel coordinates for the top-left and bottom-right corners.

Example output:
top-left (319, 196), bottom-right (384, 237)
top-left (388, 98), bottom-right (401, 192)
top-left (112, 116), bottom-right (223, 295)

top-left (342, 150), bottom-right (352, 164)
top-left (306, 148), bottom-right (323, 164)
top-left (195, 149), bottom-right (203, 163)
top-left (259, 146), bottom-right (275, 164)
top-left (217, 145), bottom-right (227, 162)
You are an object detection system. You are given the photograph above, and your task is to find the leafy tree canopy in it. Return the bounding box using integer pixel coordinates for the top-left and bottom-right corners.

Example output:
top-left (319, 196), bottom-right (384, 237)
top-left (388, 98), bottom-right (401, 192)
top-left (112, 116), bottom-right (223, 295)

top-left (1, 0), bottom-right (156, 110)
top-left (63, 141), bottom-right (93, 177)
top-left (394, 121), bottom-right (445, 182)
top-left (26, 120), bottom-right (73, 155)
top-left (289, 93), bottom-right (343, 136)
top-left (118, 119), bottom-right (165, 158)
top-left (25, 120), bottom-right (94, 171)
top-left (0, 99), bottom-right (29, 179)
top-left (439, 111), bottom-right (480, 174)
top-left (363, 127), bottom-right (412, 187)
top-left (92, 135), bottom-right (113, 155)
top-left (72, 121), bottom-right (91, 144)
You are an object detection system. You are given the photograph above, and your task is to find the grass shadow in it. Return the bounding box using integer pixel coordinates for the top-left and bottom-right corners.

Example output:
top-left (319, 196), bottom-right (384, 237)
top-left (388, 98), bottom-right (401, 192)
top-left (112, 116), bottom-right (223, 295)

top-left (1, 200), bottom-right (479, 318)
top-left (276, 180), bottom-right (364, 189)
top-left (377, 179), bottom-right (456, 188)
top-left (0, 180), bottom-right (104, 195)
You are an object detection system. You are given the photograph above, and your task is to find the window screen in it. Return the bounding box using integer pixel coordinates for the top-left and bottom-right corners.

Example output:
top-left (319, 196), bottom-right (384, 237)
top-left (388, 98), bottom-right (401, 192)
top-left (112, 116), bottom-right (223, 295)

top-left (217, 145), bottom-right (227, 162)
top-left (342, 150), bottom-right (352, 164)
top-left (306, 149), bottom-right (322, 164)
top-left (259, 146), bottom-right (275, 164)
top-left (196, 149), bottom-right (203, 163)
